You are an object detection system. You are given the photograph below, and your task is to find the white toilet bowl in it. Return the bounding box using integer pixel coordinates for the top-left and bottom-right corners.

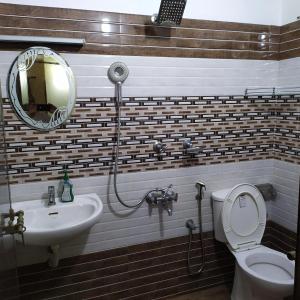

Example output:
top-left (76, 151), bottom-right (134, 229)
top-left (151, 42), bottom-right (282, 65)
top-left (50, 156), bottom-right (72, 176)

top-left (212, 183), bottom-right (295, 300)
top-left (231, 246), bottom-right (294, 300)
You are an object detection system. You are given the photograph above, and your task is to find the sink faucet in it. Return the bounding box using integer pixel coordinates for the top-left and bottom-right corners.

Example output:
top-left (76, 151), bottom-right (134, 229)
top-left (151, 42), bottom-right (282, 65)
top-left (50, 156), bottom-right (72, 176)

top-left (48, 186), bottom-right (56, 206)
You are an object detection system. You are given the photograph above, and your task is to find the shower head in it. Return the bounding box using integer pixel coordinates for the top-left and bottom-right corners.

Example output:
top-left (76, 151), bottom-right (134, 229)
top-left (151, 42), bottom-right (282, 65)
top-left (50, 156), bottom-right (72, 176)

top-left (108, 62), bottom-right (129, 84)
top-left (152, 0), bottom-right (187, 26)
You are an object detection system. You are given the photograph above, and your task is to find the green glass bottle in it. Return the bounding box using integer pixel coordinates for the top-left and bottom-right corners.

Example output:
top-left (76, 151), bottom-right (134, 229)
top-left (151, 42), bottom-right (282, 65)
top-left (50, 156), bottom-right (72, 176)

top-left (61, 170), bottom-right (74, 202)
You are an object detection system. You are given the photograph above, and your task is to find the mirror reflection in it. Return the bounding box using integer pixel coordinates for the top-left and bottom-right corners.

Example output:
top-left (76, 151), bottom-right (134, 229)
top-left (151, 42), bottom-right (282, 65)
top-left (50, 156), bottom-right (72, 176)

top-left (8, 47), bottom-right (76, 130)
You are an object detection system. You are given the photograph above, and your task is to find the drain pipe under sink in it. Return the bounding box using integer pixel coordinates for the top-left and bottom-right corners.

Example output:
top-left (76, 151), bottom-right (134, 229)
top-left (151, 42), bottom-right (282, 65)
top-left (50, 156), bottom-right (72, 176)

top-left (48, 245), bottom-right (60, 268)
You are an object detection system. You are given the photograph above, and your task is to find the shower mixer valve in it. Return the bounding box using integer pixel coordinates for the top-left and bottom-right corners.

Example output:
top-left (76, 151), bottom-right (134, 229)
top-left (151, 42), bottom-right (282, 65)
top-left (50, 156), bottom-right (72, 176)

top-left (146, 184), bottom-right (178, 216)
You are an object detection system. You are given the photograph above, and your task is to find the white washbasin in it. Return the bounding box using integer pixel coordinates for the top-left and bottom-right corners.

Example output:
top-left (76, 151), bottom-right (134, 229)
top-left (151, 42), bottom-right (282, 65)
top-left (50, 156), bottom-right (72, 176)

top-left (12, 193), bottom-right (103, 246)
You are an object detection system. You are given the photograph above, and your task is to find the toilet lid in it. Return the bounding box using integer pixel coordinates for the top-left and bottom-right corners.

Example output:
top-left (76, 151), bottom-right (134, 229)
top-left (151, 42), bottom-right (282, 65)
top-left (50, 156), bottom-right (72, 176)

top-left (222, 183), bottom-right (266, 251)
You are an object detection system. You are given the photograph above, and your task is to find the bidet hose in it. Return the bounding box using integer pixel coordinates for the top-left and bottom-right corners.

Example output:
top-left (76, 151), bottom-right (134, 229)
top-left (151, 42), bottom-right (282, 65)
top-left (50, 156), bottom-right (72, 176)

top-left (113, 82), bottom-right (147, 208)
top-left (187, 224), bottom-right (205, 276)
top-left (187, 192), bottom-right (206, 276)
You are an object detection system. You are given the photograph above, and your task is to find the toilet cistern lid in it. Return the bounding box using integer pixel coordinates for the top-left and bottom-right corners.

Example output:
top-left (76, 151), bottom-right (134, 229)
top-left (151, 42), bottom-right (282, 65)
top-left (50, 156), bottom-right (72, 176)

top-left (222, 183), bottom-right (266, 251)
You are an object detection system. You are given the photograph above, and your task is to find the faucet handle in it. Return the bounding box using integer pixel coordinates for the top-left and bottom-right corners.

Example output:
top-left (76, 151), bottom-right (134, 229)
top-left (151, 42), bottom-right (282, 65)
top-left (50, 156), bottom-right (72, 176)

top-left (153, 141), bottom-right (168, 154)
top-left (183, 139), bottom-right (203, 155)
top-left (164, 185), bottom-right (178, 202)
top-left (183, 138), bottom-right (193, 149)
top-left (161, 143), bottom-right (167, 152)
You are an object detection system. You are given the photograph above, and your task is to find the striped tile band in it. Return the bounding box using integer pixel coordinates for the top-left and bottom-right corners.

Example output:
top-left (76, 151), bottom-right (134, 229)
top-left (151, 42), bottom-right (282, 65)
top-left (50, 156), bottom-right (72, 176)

top-left (3, 95), bottom-right (299, 184)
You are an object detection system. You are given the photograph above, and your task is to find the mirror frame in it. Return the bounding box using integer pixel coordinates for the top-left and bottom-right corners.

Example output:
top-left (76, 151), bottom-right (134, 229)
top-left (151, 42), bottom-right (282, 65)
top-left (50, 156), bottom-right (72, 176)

top-left (7, 46), bottom-right (76, 131)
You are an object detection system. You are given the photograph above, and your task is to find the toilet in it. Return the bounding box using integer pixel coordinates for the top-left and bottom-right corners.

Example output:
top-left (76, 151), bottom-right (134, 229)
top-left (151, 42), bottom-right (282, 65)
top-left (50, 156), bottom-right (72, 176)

top-left (212, 183), bottom-right (294, 300)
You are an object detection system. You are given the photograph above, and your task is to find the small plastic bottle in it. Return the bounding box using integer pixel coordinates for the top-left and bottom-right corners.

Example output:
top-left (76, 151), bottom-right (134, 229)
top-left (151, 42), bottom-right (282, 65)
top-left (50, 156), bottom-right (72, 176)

top-left (61, 170), bottom-right (74, 202)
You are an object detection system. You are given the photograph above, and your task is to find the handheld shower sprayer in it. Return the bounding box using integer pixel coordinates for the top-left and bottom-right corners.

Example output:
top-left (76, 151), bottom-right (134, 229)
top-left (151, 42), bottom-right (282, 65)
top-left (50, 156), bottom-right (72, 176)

top-left (108, 62), bottom-right (129, 85)
top-left (108, 62), bottom-right (129, 104)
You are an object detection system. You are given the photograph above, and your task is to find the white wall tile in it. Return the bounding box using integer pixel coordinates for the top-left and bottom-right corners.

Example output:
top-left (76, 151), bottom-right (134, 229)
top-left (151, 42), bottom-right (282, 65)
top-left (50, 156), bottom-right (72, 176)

top-left (0, 51), bottom-right (278, 98)
top-left (278, 57), bottom-right (300, 88)
top-left (12, 159), bottom-right (276, 266)
top-left (1, 51), bottom-right (298, 266)
top-left (270, 160), bottom-right (300, 232)
top-left (10, 160), bottom-right (300, 267)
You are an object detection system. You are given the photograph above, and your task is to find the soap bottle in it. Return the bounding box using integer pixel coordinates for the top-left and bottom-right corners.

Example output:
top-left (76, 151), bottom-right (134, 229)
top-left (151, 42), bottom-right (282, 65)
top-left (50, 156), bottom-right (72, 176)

top-left (61, 170), bottom-right (74, 202)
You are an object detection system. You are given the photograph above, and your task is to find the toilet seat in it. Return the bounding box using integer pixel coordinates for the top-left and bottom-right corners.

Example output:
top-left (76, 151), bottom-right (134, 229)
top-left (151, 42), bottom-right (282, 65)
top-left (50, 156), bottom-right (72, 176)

top-left (222, 183), bottom-right (266, 251)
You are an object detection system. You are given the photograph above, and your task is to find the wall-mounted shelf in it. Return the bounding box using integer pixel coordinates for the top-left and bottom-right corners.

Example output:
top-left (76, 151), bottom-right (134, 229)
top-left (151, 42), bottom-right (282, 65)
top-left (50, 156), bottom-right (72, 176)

top-left (0, 35), bottom-right (85, 46)
top-left (245, 86), bottom-right (300, 96)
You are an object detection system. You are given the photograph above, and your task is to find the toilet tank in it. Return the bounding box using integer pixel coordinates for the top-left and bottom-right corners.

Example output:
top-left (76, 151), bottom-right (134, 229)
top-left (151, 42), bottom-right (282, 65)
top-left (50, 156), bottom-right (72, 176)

top-left (211, 188), bottom-right (231, 243)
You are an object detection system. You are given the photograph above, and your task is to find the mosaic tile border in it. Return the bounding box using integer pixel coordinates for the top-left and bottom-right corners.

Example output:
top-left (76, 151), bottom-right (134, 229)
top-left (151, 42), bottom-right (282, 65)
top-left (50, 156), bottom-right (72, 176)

top-left (2, 95), bottom-right (299, 184)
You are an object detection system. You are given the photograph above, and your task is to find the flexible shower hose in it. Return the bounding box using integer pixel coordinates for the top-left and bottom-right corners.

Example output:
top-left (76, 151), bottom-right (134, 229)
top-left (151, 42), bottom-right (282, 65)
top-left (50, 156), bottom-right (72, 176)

top-left (113, 96), bottom-right (147, 208)
top-left (113, 83), bottom-right (166, 209)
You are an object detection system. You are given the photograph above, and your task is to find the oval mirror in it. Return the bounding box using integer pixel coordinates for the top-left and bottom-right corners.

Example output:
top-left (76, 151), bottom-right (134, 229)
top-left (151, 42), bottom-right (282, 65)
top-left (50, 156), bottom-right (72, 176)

top-left (8, 46), bottom-right (76, 131)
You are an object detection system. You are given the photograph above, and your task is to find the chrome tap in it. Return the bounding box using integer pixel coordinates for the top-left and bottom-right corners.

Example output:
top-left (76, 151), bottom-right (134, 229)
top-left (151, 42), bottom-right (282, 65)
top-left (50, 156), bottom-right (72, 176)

top-left (183, 138), bottom-right (203, 155)
top-left (48, 186), bottom-right (56, 206)
top-left (153, 141), bottom-right (168, 155)
top-left (146, 184), bottom-right (178, 216)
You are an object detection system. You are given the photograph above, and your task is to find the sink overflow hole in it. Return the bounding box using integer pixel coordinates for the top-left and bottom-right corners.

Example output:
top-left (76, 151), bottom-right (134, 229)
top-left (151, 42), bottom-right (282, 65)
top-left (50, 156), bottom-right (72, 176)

top-left (49, 212), bottom-right (59, 215)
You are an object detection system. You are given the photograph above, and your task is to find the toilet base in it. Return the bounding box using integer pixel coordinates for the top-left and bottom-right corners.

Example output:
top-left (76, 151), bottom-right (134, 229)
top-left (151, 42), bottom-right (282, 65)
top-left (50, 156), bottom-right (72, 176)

top-left (231, 262), bottom-right (291, 300)
top-left (231, 263), bottom-right (253, 300)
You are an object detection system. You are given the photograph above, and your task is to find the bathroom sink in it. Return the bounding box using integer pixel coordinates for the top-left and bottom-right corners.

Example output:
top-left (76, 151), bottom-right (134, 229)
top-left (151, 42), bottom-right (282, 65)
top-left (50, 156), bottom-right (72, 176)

top-left (12, 193), bottom-right (103, 246)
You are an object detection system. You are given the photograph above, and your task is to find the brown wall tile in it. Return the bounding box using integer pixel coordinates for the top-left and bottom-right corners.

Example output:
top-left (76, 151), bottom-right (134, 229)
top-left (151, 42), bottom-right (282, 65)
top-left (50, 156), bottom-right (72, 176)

top-left (0, 3), bottom-right (280, 60)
